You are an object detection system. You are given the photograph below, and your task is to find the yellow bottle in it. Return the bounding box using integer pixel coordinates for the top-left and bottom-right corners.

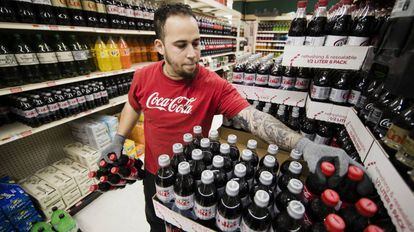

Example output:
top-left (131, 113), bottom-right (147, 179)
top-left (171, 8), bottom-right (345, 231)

top-left (107, 36), bottom-right (122, 70)
top-left (94, 36), bottom-right (112, 72)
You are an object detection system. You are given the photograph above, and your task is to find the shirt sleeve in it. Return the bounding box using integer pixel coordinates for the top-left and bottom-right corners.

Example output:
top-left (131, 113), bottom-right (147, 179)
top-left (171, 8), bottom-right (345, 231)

top-left (216, 78), bottom-right (250, 119)
top-left (128, 69), bottom-right (142, 112)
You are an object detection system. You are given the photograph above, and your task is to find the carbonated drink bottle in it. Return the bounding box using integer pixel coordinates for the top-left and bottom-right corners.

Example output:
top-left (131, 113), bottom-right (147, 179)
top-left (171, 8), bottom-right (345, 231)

top-left (304, 161), bottom-right (335, 203)
top-left (53, 34), bottom-right (78, 77)
top-left (280, 149), bottom-right (303, 176)
top-left (190, 149), bottom-right (205, 185)
top-left (80, 38), bottom-right (96, 72)
top-left (287, 1), bottom-right (307, 46)
top-left (227, 134), bottom-right (240, 164)
top-left (339, 198), bottom-right (378, 232)
top-left (258, 144), bottom-right (279, 173)
top-left (72, 87), bottom-right (87, 111)
top-left (209, 130), bottom-right (221, 156)
top-left (193, 125), bottom-right (203, 148)
top-left (33, 0), bottom-right (56, 24)
top-left (174, 162), bottom-right (196, 218)
top-left (13, 34), bottom-right (42, 83)
top-left (81, 0), bottom-right (98, 27)
top-left (107, 36), bottom-right (122, 70)
top-left (66, 0), bottom-right (86, 26)
top-left (243, 62), bottom-right (256, 86)
top-left (51, 0), bottom-right (71, 25)
top-left (90, 83), bottom-right (102, 106)
top-left (294, 67), bottom-right (311, 91)
top-left (329, 71), bottom-right (351, 106)
top-left (155, 154), bottom-right (175, 206)
top-left (314, 122), bottom-right (333, 145)
top-left (118, 36), bottom-right (132, 69)
top-left (274, 178), bottom-right (304, 214)
top-left (123, 0), bottom-right (136, 29)
top-left (310, 69), bottom-right (331, 102)
top-left (272, 200), bottom-right (306, 231)
top-left (255, 63), bottom-right (270, 87)
top-left (95, 0), bottom-right (108, 28)
top-left (194, 170), bottom-right (217, 228)
top-left (240, 190), bottom-right (271, 232)
top-left (117, 0), bottom-right (127, 29)
top-left (251, 171), bottom-right (275, 215)
top-left (239, 149), bottom-right (255, 188)
top-left (20, 97), bottom-right (41, 127)
top-left (232, 62), bottom-right (244, 84)
top-left (216, 180), bottom-right (242, 232)
top-left (63, 88), bottom-right (79, 114)
top-left (277, 161), bottom-right (302, 193)
top-left (0, 0), bottom-right (15, 22)
top-left (219, 143), bottom-right (234, 179)
top-left (255, 155), bottom-right (278, 190)
top-left (301, 118), bottom-right (316, 140)
top-left (309, 213), bottom-right (346, 232)
top-left (308, 189), bottom-right (340, 222)
top-left (110, 165), bottom-right (139, 180)
top-left (347, 3), bottom-right (375, 46)
top-left (0, 38), bottom-right (22, 86)
top-left (305, 0), bottom-right (328, 46)
top-left (12, 0), bottom-right (36, 23)
top-left (348, 71), bottom-right (369, 106)
top-left (42, 92), bottom-right (61, 120)
top-left (105, 0), bottom-right (119, 28)
top-left (200, 138), bottom-right (213, 169)
top-left (268, 62), bottom-right (283, 89)
top-left (81, 84), bottom-right (96, 109)
top-left (364, 225), bottom-right (384, 232)
top-left (210, 155), bottom-right (228, 198)
top-left (34, 34), bottom-right (61, 80)
top-left (171, 143), bottom-right (186, 173)
top-left (31, 94), bottom-right (51, 124)
top-left (183, 133), bottom-right (195, 160)
top-left (324, 0), bottom-right (352, 46)
top-left (246, 139), bottom-right (259, 169)
top-left (281, 66), bottom-right (297, 90)
top-left (94, 36), bottom-right (112, 71)
top-left (232, 163), bottom-right (250, 208)
top-left (336, 165), bottom-right (364, 205)
top-left (98, 81), bottom-right (109, 104)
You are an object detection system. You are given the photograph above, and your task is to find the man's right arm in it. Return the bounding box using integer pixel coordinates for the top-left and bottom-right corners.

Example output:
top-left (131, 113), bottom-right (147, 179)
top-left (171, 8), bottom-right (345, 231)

top-left (117, 101), bottom-right (141, 137)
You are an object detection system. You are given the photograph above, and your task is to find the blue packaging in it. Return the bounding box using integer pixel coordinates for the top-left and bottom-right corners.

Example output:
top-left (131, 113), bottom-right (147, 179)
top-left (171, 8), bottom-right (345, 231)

top-left (14, 213), bottom-right (42, 232)
top-left (0, 182), bottom-right (31, 215)
top-left (0, 218), bottom-right (14, 232)
top-left (8, 204), bottom-right (39, 225)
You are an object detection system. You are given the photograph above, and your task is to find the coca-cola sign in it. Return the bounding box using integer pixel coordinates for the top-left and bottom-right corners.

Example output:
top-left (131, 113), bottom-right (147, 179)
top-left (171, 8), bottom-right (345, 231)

top-left (146, 92), bottom-right (196, 114)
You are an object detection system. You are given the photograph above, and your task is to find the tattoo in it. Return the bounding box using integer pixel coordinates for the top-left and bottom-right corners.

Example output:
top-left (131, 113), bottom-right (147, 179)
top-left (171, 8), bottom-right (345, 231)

top-left (233, 106), bottom-right (303, 150)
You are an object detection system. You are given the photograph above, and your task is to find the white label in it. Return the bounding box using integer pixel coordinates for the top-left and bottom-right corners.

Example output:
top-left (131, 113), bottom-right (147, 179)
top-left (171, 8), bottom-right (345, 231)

top-left (268, 75), bottom-right (281, 87)
top-left (391, 0), bottom-right (414, 18)
top-left (301, 131), bottom-right (315, 141)
top-left (24, 109), bottom-right (38, 118)
top-left (194, 202), bottom-right (216, 220)
top-left (304, 36), bottom-right (326, 46)
top-left (15, 53), bottom-right (39, 65)
top-left (32, 0), bottom-right (52, 5)
top-left (134, 9), bottom-right (143, 18)
top-left (255, 74), bottom-right (268, 85)
top-left (294, 78), bottom-right (310, 90)
top-left (93, 92), bottom-right (101, 99)
top-left (36, 105), bottom-right (49, 114)
top-left (125, 9), bottom-right (134, 17)
top-left (348, 90), bottom-right (361, 105)
top-left (346, 36), bottom-right (370, 46)
top-left (286, 36), bottom-right (305, 46)
top-left (72, 51), bottom-right (88, 61)
top-left (310, 85), bottom-right (330, 100)
top-left (216, 211), bottom-right (240, 232)
top-left (100, 91), bottom-right (108, 98)
top-left (68, 98), bottom-right (78, 106)
top-left (233, 72), bottom-right (244, 83)
top-left (324, 35), bottom-right (348, 46)
top-left (155, 185), bottom-right (174, 203)
top-left (329, 88), bottom-right (349, 103)
top-left (149, 12), bottom-right (154, 20)
top-left (56, 51), bottom-right (74, 62)
top-left (244, 73), bottom-right (255, 85)
top-left (281, 76), bottom-right (295, 89)
top-left (48, 103), bottom-right (59, 112)
top-left (77, 96), bottom-right (86, 104)
top-left (37, 52), bottom-right (58, 64)
top-left (174, 194), bottom-right (194, 210)
top-left (106, 4), bottom-right (118, 15)
top-left (314, 134), bottom-right (330, 145)
top-left (86, 94), bottom-right (94, 101)
top-left (58, 101), bottom-right (69, 109)
top-left (240, 218), bottom-right (267, 232)
top-left (117, 6), bottom-right (125, 16)
top-left (0, 54), bottom-right (18, 67)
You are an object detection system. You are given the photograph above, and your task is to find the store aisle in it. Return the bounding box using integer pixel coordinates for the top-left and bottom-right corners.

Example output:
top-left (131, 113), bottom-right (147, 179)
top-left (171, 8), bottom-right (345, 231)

top-left (74, 181), bottom-right (151, 232)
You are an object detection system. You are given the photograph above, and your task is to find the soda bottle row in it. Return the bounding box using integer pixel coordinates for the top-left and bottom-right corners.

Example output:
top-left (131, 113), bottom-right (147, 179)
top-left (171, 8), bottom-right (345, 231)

top-left (200, 38), bottom-right (236, 57)
top-left (0, 0), bottom-right (158, 31)
top-left (258, 21), bottom-right (290, 32)
top-left (196, 14), bottom-right (236, 36)
top-left (0, 73), bottom-right (132, 127)
top-left (256, 33), bottom-right (287, 41)
top-left (255, 42), bottom-right (284, 51)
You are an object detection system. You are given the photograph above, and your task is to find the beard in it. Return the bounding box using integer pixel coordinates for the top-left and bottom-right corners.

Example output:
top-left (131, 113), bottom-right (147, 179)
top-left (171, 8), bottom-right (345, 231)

top-left (164, 51), bottom-right (198, 80)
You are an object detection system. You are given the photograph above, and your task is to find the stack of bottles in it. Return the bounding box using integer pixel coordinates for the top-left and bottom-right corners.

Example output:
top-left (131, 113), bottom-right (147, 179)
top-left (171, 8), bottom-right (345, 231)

top-left (258, 21), bottom-right (290, 32)
top-left (200, 38), bottom-right (236, 57)
top-left (256, 33), bottom-right (287, 41)
top-left (196, 14), bottom-right (236, 36)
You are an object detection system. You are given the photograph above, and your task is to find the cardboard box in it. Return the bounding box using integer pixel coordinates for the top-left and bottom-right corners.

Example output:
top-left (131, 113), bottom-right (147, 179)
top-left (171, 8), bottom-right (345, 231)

top-left (78, 179), bottom-right (95, 196)
top-left (19, 176), bottom-right (61, 209)
top-left (62, 187), bottom-right (82, 207)
top-left (35, 166), bottom-right (77, 196)
top-left (63, 143), bottom-right (100, 169)
top-left (70, 119), bottom-right (112, 150)
top-left (52, 158), bottom-right (90, 186)
top-left (305, 96), bottom-right (350, 124)
top-left (90, 115), bottom-right (119, 134)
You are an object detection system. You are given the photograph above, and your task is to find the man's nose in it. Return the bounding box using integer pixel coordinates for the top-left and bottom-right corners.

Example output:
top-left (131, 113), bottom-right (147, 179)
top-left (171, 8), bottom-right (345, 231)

top-left (186, 45), bottom-right (197, 59)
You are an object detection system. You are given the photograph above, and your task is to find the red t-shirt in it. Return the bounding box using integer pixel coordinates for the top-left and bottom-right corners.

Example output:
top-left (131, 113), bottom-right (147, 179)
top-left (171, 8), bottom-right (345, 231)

top-left (128, 61), bottom-right (250, 174)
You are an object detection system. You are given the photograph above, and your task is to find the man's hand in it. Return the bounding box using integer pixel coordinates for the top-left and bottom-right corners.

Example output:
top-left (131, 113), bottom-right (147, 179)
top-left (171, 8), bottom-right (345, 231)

top-left (99, 134), bottom-right (126, 163)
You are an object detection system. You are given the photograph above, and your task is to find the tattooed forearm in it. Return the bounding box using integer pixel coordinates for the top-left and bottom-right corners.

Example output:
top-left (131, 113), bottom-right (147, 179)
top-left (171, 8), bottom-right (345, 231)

top-left (233, 106), bottom-right (303, 150)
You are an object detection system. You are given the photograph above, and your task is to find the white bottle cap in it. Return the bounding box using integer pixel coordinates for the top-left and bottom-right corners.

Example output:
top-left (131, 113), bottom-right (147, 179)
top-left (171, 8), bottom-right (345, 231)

top-left (288, 161), bottom-right (302, 174)
top-left (265, 102), bottom-right (272, 108)
top-left (247, 139), bottom-right (257, 149)
top-left (225, 180), bottom-right (239, 197)
top-left (234, 163), bottom-right (246, 178)
top-left (191, 149), bottom-right (203, 160)
top-left (173, 143), bottom-right (183, 153)
top-left (178, 162), bottom-right (190, 175)
top-left (241, 149), bottom-right (252, 161)
top-left (183, 133), bottom-right (193, 143)
top-left (193, 125), bottom-right (202, 134)
top-left (220, 143), bottom-right (230, 154)
top-left (287, 179), bottom-right (303, 195)
top-left (267, 144), bottom-right (279, 155)
top-left (201, 170), bottom-right (214, 184)
top-left (209, 130), bottom-right (219, 140)
top-left (254, 190), bottom-right (270, 208)
top-left (213, 155), bottom-right (224, 168)
top-left (290, 149), bottom-right (302, 160)
top-left (259, 171), bottom-right (273, 186)
top-left (263, 155), bottom-right (276, 168)
top-left (287, 200), bottom-right (305, 220)
top-left (200, 138), bottom-right (210, 148)
top-left (158, 154), bottom-right (170, 167)
top-left (227, 134), bottom-right (237, 144)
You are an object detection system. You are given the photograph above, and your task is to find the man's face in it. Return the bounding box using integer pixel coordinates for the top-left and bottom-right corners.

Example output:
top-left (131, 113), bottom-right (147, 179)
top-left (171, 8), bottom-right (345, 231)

top-left (156, 15), bottom-right (201, 80)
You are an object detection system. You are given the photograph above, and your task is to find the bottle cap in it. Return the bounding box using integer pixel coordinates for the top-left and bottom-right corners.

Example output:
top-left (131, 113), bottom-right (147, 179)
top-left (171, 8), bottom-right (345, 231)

top-left (183, 133), bottom-right (193, 142)
top-left (200, 138), bottom-right (210, 148)
top-left (225, 180), bottom-right (239, 197)
top-left (88, 171), bottom-right (97, 178)
top-left (178, 162), bottom-right (190, 175)
top-left (191, 149), bottom-right (203, 160)
top-left (201, 170), bottom-right (214, 184)
top-left (324, 214), bottom-right (346, 232)
top-left (108, 153), bottom-right (118, 161)
top-left (99, 176), bottom-right (108, 182)
top-left (319, 0), bottom-right (328, 7)
top-left (288, 161), bottom-right (302, 174)
top-left (263, 155), bottom-right (276, 168)
top-left (259, 171), bottom-right (273, 186)
top-left (254, 190), bottom-right (270, 208)
top-left (287, 179), bottom-right (303, 194)
top-left (209, 130), bottom-right (219, 139)
top-left (234, 163), bottom-right (246, 178)
top-left (173, 143), bottom-right (183, 153)
top-left (247, 139), bottom-right (257, 149)
top-left (321, 162), bottom-right (336, 177)
top-left (158, 154), bottom-right (170, 167)
top-left (265, 102), bottom-right (271, 108)
top-left (227, 134), bottom-right (237, 144)
top-left (364, 225), bottom-right (384, 232)
top-left (99, 160), bottom-right (108, 168)
top-left (89, 185), bottom-right (98, 192)
top-left (267, 144), bottom-right (279, 155)
top-left (110, 167), bottom-right (120, 174)
top-left (355, 198), bottom-right (378, 218)
top-left (347, 165), bottom-right (364, 181)
top-left (193, 125), bottom-right (202, 134)
top-left (220, 143), bottom-right (230, 154)
top-left (213, 155), bottom-right (224, 168)
top-left (290, 149), bottom-right (302, 160)
top-left (321, 189), bottom-right (340, 207)
top-left (287, 200), bottom-right (305, 220)
top-left (241, 149), bottom-right (252, 161)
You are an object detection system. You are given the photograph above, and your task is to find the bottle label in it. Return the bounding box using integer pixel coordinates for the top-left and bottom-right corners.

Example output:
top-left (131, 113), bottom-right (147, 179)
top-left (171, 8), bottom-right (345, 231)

top-left (194, 202), bottom-right (216, 220)
top-left (81, 0), bottom-right (97, 12)
top-left (68, 98), bottom-right (78, 107)
top-left (86, 94), bottom-right (94, 101)
top-left (294, 77), bottom-right (310, 90)
top-left (243, 73), bottom-right (255, 85)
top-left (216, 211), bottom-right (240, 232)
top-left (100, 90), bottom-right (108, 98)
top-left (48, 103), bottom-right (59, 112)
top-left (110, 50), bottom-right (120, 57)
top-left (347, 90), bottom-right (361, 105)
top-left (240, 218), bottom-right (267, 232)
top-left (232, 72), bottom-right (244, 83)
top-left (121, 48), bottom-right (130, 56)
top-left (155, 185), bottom-right (174, 203)
top-left (384, 124), bottom-right (410, 148)
top-left (346, 36), bottom-right (370, 46)
top-left (36, 105), bottom-right (49, 114)
top-left (304, 36), bottom-right (326, 46)
top-left (281, 76), bottom-right (295, 89)
top-left (286, 36), bottom-right (305, 46)
top-left (134, 9), bottom-right (143, 19)
top-left (255, 74), bottom-right (268, 85)
top-left (117, 6), bottom-right (125, 16)
top-left (301, 131), bottom-right (315, 141)
top-left (37, 52), bottom-right (58, 64)
top-left (324, 35), bottom-right (348, 46)
top-left (15, 54), bottom-right (39, 65)
top-left (51, 0), bottom-right (67, 7)
top-left (314, 134), bottom-right (330, 145)
top-left (56, 51), bottom-right (74, 62)
top-left (367, 107), bottom-right (383, 124)
top-left (106, 4), bottom-right (118, 15)
top-left (58, 101), bottom-right (69, 109)
top-left (174, 193), bottom-right (194, 210)
top-left (149, 12), bottom-right (154, 20)
top-left (268, 75), bottom-right (281, 87)
top-left (0, 54), bottom-right (18, 67)
top-left (77, 96), bottom-right (86, 104)
top-left (310, 85), bottom-right (330, 100)
top-left (66, 0), bottom-right (82, 10)
top-left (24, 109), bottom-right (38, 118)
top-left (72, 50), bottom-right (88, 61)
top-left (96, 3), bottom-right (106, 13)
top-left (125, 9), bottom-right (134, 18)
top-left (329, 88), bottom-right (349, 103)
top-left (32, 0), bottom-right (52, 5)
top-left (93, 92), bottom-right (101, 99)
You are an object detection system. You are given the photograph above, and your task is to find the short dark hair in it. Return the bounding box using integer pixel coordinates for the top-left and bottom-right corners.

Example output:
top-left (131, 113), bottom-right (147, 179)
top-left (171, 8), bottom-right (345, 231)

top-left (154, 3), bottom-right (197, 40)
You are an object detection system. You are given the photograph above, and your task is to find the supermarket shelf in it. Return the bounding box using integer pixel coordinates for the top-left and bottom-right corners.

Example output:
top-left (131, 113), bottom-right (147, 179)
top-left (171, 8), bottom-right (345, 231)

top-left (257, 15), bottom-right (294, 21)
top-left (187, 0), bottom-right (242, 19)
top-left (256, 40), bottom-right (286, 43)
top-left (255, 48), bottom-right (284, 52)
top-left (0, 95), bottom-right (128, 146)
top-left (0, 22), bottom-right (156, 35)
top-left (200, 34), bottom-right (236, 39)
top-left (257, 31), bottom-right (289, 34)
top-left (203, 52), bottom-right (236, 59)
top-left (207, 62), bottom-right (235, 72)
top-left (0, 62), bottom-right (154, 96)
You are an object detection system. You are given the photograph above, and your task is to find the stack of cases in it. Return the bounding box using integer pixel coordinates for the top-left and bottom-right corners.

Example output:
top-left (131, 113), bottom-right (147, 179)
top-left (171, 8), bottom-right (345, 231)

top-left (69, 119), bottom-right (112, 151)
top-left (63, 142), bottom-right (100, 171)
top-left (90, 115), bottom-right (119, 141)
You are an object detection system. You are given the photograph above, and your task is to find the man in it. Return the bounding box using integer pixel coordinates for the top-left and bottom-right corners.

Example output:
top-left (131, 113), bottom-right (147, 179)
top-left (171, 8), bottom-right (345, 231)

top-left (101, 3), bottom-right (372, 232)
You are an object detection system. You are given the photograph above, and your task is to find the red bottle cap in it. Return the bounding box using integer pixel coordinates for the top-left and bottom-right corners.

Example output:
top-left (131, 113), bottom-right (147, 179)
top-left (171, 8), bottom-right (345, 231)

top-left (321, 189), bottom-right (340, 207)
top-left (89, 185), bottom-right (98, 192)
top-left (356, 198), bottom-right (378, 218)
top-left (99, 160), bottom-right (107, 168)
top-left (297, 1), bottom-right (307, 8)
top-left (324, 214), bottom-right (346, 232)
top-left (347, 165), bottom-right (364, 181)
top-left (99, 176), bottom-right (108, 182)
top-left (88, 171), bottom-right (97, 178)
top-left (321, 162), bottom-right (335, 177)
top-left (109, 153), bottom-right (117, 161)
top-left (364, 225), bottom-right (384, 232)
top-left (111, 167), bottom-right (120, 174)
top-left (318, 0), bottom-right (328, 6)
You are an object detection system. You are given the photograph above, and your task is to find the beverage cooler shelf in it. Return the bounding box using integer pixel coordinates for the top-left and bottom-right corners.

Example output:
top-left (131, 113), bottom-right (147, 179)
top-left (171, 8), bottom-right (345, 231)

top-left (257, 31), bottom-right (289, 34)
top-left (0, 95), bottom-right (127, 146)
top-left (233, 84), bottom-right (308, 107)
top-left (0, 62), bottom-right (154, 96)
top-left (255, 48), bottom-right (284, 52)
top-left (200, 34), bottom-right (237, 39)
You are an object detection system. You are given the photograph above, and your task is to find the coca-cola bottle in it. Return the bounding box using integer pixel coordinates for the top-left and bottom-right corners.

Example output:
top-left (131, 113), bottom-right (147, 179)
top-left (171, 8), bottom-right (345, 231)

top-left (0, 1), bottom-right (15, 22)
top-left (239, 149), bottom-right (255, 188)
top-left (33, 0), bottom-right (56, 24)
top-left (329, 70), bottom-right (351, 105)
top-left (231, 163), bottom-right (250, 209)
top-left (336, 165), bottom-right (364, 205)
top-left (216, 180), bottom-right (242, 232)
top-left (305, 0), bottom-right (328, 46)
top-left (272, 200), bottom-right (306, 231)
top-left (200, 138), bottom-right (213, 168)
top-left (193, 125), bottom-right (203, 148)
top-left (246, 139), bottom-right (259, 169)
top-left (309, 213), bottom-right (346, 232)
top-left (190, 149), bottom-right (205, 185)
top-left (100, 173), bottom-right (129, 186)
top-left (81, 84), bottom-right (96, 109)
top-left (281, 66), bottom-right (297, 90)
top-left (219, 143), bottom-right (234, 179)
top-left (98, 81), bottom-right (109, 104)
top-left (274, 178), bottom-right (304, 214)
top-left (67, 34), bottom-right (90, 75)
top-left (287, 1), bottom-right (307, 46)
top-left (13, 34), bottom-right (43, 83)
top-left (255, 63), bottom-right (270, 87)
top-left (117, 0), bottom-right (127, 29)
top-left (66, 0), bottom-right (86, 26)
top-left (232, 62), bottom-right (244, 84)
top-left (173, 161), bottom-right (195, 217)
top-left (240, 190), bottom-right (271, 232)
top-left (280, 149), bottom-right (304, 177)
top-left (314, 122), bottom-right (333, 145)
top-left (89, 182), bottom-right (121, 192)
top-left (339, 198), bottom-right (378, 232)
top-left (51, 0), bottom-right (71, 25)
top-left (133, 0), bottom-right (144, 30)
top-left (243, 62), bottom-right (256, 86)
top-left (304, 161), bottom-right (335, 203)
top-left (12, 0), bottom-right (36, 23)
top-left (183, 133), bottom-right (195, 160)
top-left (90, 83), bottom-right (102, 106)
top-left (277, 161), bottom-right (302, 193)
top-left (53, 34), bottom-right (77, 78)
top-left (364, 225), bottom-right (384, 232)
top-left (294, 67), bottom-right (311, 91)
top-left (227, 134), bottom-right (240, 164)
top-left (155, 154), bottom-right (175, 206)
top-left (209, 129), bottom-right (221, 156)
top-left (123, 0), bottom-right (136, 29)
top-left (72, 87), bottom-right (87, 111)
top-left (31, 94), bottom-right (51, 124)
top-left (105, 0), bottom-right (119, 28)
top-left (268, 61), bottom-right (283, 89)
top-left (95, 0), bottom-right (108, 27)
top-left (255, 155), bottom-right (278, 190)
top-left (0, 38), bottom-right (22, 87)
top-left (42, 92), bottom-right (61, 120)
top-left (359, 82), bottom-right (385, 123)
top-left (53, 90), bottom-right (71, 117)
top-left (288, 107), bottom-right (301, 131)
top-left (210, 155), bottom-right (228, 198)
top-left (34, 34), bottom-right (61, 80)
top-left (194, 170), bottom-right (217, 228)
top-left (324, 0), bottom-right (352, 46)
top-left (365, 90), bottom-right (394, 130)
top-left (20, 97), bottom-right (41, 127)
top-left (81, 0), bottom-right (98, 27)
top-left (251, 171), bottom-right (275, 215)
top-left (301, 118), bottom-right (317, 140)
top-left (307, 189), bottom-right (340, 222)
top-left (347, 3), bottom-right (375, 46)
top-left (258, 144), bottom-right (279, 172)
top-left (310, 69), bottom-right (331, 102)
top-left (171, 143), bottom-right (186, 173)
top-left (348, 71), bottom-right (369, 106)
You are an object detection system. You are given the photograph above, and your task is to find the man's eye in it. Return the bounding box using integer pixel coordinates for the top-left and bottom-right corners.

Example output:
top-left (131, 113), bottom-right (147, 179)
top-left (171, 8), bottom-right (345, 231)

top-left (176, 44), bottom-right (186, 49)
top-left (193, 42), bottom-right (200, 47)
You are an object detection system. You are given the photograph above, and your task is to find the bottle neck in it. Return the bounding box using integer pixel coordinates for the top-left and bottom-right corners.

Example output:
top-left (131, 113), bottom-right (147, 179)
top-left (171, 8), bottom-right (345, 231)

top-left (339, 4), bottom-right (351, 17)
top-left (315, 6), bottom-right (327, 18)
top-left (296, 7), bottom-right (306, 19)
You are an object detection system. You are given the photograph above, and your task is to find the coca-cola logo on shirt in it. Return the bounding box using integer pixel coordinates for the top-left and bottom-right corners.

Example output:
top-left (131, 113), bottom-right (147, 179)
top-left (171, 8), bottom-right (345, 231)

top-left (146, 92), bottom-right (196, 114)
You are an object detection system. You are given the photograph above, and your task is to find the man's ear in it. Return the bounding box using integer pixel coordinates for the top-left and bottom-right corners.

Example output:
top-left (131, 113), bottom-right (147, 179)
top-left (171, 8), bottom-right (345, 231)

top-left (154, 39), bottom-right (164, 56)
